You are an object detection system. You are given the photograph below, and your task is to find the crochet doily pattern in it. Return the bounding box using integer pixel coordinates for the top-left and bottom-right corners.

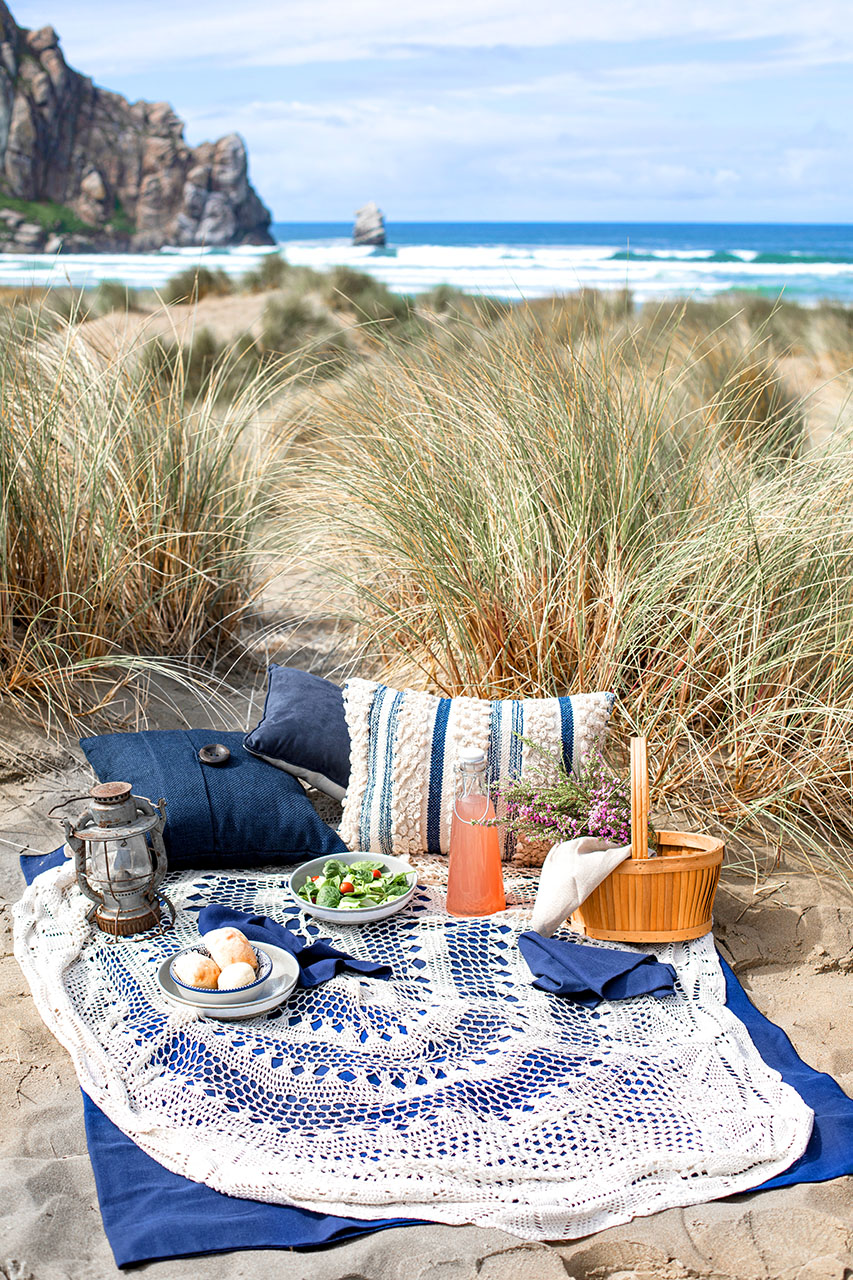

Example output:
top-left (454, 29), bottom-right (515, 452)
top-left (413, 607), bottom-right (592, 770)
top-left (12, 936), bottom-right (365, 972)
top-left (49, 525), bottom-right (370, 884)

top-left (14, 865), bottom-right (811, 1241)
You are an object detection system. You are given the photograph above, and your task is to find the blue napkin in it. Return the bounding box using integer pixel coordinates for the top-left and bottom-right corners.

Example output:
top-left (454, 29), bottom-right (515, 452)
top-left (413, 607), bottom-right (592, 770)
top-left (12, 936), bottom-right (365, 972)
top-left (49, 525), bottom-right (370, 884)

top-left (197, 904), bottom-right (392, 989)
top-left (518, 931), bottom-right (677, 1006)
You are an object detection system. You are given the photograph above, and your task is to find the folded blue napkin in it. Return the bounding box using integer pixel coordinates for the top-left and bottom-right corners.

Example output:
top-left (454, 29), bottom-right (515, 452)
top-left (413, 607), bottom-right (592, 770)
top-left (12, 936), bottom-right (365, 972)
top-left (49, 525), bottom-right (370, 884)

top-left (518, 931), bottom-right (677, 1006)
top-left (197, 904), bottom-right (392, 989)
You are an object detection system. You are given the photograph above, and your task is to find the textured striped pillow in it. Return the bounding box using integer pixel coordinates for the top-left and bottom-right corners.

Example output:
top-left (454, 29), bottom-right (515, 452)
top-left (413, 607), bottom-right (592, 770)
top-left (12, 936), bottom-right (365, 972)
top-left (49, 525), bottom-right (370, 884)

top-left (340, 679), bottom-right (615, 859)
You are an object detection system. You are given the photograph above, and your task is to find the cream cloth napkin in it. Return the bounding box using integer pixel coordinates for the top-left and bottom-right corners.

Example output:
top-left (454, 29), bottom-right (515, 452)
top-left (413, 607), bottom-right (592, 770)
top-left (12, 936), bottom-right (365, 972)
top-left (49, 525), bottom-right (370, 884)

top-left (530, 837), bottom-right (633, 937)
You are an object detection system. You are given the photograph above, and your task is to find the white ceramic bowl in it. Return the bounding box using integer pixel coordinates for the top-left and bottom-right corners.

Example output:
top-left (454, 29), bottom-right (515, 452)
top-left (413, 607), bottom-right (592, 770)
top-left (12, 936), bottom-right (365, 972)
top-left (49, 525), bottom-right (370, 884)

top-left (169, 944), bottom-right (273, 1006)
top-left (287, 852), bottom-right (418, 924)
top-left (157, 944), bottom-right (299, 1020)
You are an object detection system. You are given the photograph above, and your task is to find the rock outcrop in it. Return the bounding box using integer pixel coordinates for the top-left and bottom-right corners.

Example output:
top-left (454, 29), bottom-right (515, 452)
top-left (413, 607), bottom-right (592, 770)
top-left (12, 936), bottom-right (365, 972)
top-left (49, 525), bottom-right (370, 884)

top-left (352, 201), bottom-right (386, 247)
top-left (0, 1), bottom-right (273, 252)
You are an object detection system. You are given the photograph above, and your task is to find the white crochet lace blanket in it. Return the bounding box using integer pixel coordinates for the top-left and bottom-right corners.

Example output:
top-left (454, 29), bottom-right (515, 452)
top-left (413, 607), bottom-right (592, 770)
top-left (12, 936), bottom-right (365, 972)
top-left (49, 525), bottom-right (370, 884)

top-left (14, 864), bottom-right (812, 1242)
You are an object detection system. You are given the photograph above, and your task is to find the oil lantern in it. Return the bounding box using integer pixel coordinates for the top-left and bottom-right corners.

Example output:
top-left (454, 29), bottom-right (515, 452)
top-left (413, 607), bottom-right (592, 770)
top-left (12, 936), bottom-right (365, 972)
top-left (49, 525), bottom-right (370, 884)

top-left (61, 782), bottom-right (173, 937)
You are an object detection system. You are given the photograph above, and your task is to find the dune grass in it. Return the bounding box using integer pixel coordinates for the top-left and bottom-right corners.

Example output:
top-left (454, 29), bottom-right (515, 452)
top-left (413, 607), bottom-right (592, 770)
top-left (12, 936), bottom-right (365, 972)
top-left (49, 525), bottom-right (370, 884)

top-left (323, 266), bottom-right (413, 324)
top-left (0, 301), bottom-right (292, 730)
top-left (241, 252), bottom-right (290, 293)
top-left (95, 280), bottom-right (142, 314)
top-left (146, 298), bottom-right (354, 403)
top-left (4, 276), bottom-right (853, 879)
top-left (162, 265), bottom-right (234, 305)
top-left (280, 302), bottom-right (853, 878)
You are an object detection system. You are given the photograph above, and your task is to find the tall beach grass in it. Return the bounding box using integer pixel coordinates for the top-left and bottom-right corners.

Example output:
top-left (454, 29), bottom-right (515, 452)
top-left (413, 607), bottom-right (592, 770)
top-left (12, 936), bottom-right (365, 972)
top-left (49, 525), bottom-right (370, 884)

top-left (281, 302), bottom-right (853, 878)
top-left (0, 300), bottom-right (291, 730)
top-left (3, 277), bottom-right (853, 881)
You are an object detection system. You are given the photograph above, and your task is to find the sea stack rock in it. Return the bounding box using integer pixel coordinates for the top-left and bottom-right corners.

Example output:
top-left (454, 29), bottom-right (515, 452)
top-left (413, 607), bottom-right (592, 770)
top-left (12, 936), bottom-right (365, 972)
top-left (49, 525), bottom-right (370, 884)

top-left (0, 0), bottom-right (273, 252)
top-left (352, 202), bottom-right (386, 247)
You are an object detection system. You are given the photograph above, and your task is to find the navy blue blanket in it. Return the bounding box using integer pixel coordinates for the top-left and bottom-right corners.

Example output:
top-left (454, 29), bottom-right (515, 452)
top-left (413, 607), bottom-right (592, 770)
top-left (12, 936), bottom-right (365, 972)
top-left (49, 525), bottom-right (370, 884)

top-left (83, 1093), bottom-right (414, 1265)
top-left (19, 850), bottom-right (853, 1267)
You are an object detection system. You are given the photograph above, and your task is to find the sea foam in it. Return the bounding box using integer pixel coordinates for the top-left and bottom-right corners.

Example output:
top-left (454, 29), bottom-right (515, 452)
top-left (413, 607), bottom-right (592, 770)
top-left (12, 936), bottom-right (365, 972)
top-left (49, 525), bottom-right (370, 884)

top-left (0, 230), bottom-right (849, 303)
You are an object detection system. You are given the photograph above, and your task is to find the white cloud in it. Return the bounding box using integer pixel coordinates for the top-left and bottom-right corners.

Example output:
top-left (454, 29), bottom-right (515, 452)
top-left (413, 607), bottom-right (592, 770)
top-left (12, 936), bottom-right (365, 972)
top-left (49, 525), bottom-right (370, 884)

top-left (183, 77), bottom-right (846, 219)
top-left (11, 0), bottom-right (851, 73)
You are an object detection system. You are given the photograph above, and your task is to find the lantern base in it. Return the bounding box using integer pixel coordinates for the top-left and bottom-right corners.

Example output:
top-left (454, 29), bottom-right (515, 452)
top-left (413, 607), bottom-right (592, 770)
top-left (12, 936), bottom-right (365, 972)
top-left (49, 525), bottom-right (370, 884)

top-left (94, 903), bottom-right (161, 937)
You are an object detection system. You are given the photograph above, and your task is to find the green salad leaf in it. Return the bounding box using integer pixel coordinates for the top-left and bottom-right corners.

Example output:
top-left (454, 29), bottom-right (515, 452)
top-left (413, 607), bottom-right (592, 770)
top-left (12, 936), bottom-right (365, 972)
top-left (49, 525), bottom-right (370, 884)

top-left (350, 859), bottom-right (384, 883)
top-left (316, 882), bottom-right (342, 908)
top-left (322, 859), bottom-right (349, 880)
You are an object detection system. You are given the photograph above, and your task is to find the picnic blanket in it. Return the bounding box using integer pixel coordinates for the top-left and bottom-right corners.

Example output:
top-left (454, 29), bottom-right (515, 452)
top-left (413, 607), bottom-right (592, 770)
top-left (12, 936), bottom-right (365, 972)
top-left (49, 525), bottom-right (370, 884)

top-left (13, 863), bottom-right (813, 1242)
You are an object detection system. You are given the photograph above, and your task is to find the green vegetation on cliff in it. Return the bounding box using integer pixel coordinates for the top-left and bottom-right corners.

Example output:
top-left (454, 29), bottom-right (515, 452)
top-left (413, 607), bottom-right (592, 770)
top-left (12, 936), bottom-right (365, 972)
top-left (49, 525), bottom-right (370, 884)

top-left (0, 194), bottom-right (95, 236)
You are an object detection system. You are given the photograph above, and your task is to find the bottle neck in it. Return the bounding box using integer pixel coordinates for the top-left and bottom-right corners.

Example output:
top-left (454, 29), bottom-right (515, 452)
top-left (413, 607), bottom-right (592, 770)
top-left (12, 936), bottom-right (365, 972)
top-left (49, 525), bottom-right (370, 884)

top-left (460, 765), bottom-right (486, 799)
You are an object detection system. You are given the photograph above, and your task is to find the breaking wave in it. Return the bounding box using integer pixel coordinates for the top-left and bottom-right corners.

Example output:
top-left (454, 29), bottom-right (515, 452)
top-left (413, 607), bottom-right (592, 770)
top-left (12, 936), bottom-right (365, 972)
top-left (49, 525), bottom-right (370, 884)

top-left (0, 223), bottom-right (849, 304)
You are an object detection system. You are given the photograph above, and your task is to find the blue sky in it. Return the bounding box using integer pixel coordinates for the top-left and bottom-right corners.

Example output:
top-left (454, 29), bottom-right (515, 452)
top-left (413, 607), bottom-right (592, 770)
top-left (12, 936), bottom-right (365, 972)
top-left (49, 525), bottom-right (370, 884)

top-left (12, 0), bottom-right (852, 222)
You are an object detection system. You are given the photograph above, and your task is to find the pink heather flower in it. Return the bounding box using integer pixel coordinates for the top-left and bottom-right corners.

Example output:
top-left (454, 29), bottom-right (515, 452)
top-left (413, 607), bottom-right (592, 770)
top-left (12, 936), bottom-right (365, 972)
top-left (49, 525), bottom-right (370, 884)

top-left (487, 744), bottom-right (632, 845)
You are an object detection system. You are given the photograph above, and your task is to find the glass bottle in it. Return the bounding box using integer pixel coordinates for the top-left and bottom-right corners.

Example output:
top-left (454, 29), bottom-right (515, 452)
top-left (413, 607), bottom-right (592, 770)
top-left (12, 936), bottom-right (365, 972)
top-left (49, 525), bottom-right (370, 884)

top-left (446, 747), bottom-right (506, 917)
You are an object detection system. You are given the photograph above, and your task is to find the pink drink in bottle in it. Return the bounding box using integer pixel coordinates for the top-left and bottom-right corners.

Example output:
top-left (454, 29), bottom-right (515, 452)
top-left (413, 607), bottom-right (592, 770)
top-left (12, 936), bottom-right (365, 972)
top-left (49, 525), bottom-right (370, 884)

top-left (446, 747), bottom-right (506, 917)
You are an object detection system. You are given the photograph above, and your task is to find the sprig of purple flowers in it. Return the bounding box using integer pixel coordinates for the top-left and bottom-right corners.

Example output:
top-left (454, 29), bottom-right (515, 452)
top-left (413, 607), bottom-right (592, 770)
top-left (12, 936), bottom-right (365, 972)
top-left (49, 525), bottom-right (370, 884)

top-left (483, 740), bottom-right (642, 847)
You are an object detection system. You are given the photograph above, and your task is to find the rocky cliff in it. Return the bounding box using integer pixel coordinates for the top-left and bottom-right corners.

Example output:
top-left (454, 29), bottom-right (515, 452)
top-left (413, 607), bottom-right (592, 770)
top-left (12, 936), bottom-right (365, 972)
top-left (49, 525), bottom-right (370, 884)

top-left (0, 1), bottom-right (273, 252)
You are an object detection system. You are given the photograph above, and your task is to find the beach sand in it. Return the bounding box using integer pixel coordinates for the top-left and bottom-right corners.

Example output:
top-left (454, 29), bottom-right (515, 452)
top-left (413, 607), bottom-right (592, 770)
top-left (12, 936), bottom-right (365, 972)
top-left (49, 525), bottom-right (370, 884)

top-left (2, 705), bottom-right (852, 1280)
top-left (82, 292), bottom-right (272, 353)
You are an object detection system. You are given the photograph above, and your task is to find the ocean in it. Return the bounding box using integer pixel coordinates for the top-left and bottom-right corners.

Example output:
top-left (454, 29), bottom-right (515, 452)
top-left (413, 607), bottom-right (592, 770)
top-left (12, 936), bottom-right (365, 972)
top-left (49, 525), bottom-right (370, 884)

top-left (0, 221), bottom-right (851, 304)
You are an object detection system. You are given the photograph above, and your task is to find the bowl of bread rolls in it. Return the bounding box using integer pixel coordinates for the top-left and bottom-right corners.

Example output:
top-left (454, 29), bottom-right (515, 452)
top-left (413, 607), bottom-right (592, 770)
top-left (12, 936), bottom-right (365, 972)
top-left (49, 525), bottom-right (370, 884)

top-left (169, 926), bottom-right (273, 1005)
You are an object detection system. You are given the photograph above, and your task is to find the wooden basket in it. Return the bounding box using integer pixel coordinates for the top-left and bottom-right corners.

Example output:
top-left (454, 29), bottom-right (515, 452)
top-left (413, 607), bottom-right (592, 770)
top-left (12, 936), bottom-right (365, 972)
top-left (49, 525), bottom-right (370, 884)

top-left (571, 737), bottom-right (724, 943)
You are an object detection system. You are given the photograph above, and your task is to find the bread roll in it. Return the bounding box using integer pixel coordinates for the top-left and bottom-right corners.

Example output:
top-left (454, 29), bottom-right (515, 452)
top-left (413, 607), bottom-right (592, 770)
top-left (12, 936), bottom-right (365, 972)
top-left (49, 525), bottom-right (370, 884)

top-left (202, 926), bottom-right (257, 971)
top-left (173, 952), bottom-right (221, 989)
top-left (217, 961), bottom-right (257, 990)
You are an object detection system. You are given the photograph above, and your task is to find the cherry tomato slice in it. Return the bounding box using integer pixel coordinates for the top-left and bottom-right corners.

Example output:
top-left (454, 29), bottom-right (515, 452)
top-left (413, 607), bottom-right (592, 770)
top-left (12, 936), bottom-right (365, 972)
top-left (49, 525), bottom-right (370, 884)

top-left (372, 869), bottom-right (382, 879)
top-left (340, 881), bottom-right (355, 894)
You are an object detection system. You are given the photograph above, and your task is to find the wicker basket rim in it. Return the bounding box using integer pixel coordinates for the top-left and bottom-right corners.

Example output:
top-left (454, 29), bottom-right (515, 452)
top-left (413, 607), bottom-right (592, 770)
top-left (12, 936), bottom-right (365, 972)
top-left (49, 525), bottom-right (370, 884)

top-left (608, 849), bottom-right (722, 876)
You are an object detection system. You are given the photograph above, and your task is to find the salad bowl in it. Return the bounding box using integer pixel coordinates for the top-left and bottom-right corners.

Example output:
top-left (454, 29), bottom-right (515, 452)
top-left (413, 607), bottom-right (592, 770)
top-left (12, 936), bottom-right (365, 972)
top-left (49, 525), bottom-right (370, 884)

top-left (287, 852), bottom-right (418, 924)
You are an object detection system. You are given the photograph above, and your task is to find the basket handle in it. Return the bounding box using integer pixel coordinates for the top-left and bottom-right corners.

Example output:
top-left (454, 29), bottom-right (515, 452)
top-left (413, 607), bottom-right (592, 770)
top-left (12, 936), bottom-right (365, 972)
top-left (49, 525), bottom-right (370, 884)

top-left (630, 736), bottom-right (650, 860)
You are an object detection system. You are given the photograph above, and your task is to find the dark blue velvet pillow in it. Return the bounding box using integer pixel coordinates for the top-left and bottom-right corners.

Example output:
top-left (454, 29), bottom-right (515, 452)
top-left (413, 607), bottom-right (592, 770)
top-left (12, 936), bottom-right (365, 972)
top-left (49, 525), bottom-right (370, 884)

top-left (243, 666), bottom-right (350, 800)
top-left (80, 730), bottom-right (346, 870)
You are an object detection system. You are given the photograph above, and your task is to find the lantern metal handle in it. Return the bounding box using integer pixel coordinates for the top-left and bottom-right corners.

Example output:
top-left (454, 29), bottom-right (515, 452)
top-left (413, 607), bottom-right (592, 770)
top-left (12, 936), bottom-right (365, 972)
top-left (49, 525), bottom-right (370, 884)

top-left (132, 794), bottom-right (169, 885)
top-left (48, 795), bottom-right (100, 816)
top-left (62, 824), bottom-right (101, 908)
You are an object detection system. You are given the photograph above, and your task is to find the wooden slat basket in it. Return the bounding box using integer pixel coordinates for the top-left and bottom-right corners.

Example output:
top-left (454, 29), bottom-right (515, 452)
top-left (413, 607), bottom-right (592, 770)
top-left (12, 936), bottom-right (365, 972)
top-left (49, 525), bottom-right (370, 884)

top-left (572, 737), bottom-right (724, 943)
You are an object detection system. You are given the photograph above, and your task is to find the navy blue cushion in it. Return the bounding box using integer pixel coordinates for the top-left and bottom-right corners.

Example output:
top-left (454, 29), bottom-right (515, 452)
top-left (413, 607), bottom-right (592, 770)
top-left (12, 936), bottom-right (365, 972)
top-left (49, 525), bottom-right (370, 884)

top-left (80, 730), bottom-right (346, 870)
top-left (244, 666), bottom-right (350, 800)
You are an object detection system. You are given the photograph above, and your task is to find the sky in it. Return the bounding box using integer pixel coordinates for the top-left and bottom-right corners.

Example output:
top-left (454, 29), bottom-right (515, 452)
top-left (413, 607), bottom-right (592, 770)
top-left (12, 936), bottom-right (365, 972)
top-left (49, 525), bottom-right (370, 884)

top-left (11, 0), bottom-right (853, 223)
